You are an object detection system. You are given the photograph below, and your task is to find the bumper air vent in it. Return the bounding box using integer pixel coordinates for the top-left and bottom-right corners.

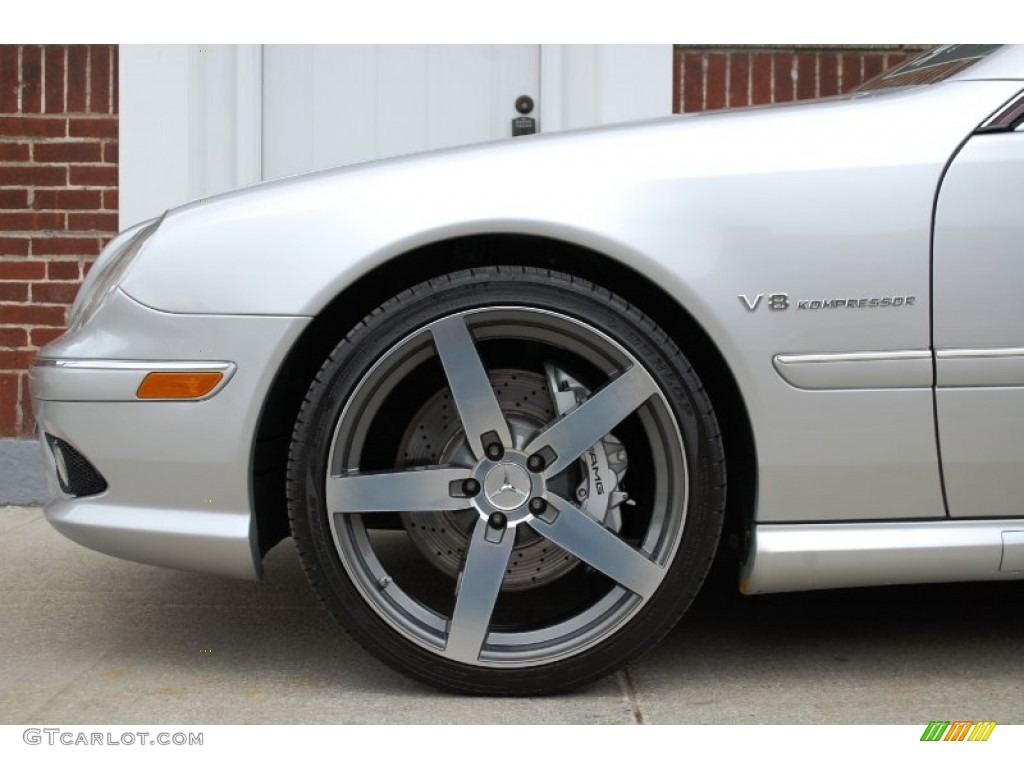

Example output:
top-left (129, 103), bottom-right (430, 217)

top-left (44, 434), bottom-right (108, 497)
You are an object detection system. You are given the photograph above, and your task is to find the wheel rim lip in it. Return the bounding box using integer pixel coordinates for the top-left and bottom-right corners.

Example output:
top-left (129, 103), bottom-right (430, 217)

top-left (324, 305), bottom-right (690, 667)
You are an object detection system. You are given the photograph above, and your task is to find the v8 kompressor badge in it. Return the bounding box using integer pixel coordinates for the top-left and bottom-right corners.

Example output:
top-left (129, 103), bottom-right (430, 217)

top-left (738, 293), bottom-right (916, 311)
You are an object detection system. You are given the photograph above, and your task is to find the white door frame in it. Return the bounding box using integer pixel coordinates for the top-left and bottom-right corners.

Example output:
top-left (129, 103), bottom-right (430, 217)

top-left (119, 44), bottom-right (672, 229)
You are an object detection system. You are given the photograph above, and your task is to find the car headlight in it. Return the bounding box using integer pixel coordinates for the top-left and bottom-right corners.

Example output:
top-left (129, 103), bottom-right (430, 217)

top-left (68, 214), bottom-right (164, 331)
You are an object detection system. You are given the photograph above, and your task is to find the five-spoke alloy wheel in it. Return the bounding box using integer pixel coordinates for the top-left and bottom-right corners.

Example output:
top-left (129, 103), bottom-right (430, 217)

top-left (288, 267), bottom-right (725, 694)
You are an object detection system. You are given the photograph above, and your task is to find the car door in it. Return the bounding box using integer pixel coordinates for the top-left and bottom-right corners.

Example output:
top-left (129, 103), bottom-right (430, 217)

top-left (933, 90), bottom-right (1024, 517)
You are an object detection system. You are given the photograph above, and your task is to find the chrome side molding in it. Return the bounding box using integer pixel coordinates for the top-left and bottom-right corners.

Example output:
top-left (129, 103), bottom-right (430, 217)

top-left (936, 347), bottom-right (1024, 387)
top-left (772, 347), bottom-right (1024, 389)
top-left (772, 350), bottom-right (931, 390)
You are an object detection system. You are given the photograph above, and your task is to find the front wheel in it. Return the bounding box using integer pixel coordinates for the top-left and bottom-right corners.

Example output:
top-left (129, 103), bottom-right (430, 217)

top-left (287, 267), bottom-right (725, 694)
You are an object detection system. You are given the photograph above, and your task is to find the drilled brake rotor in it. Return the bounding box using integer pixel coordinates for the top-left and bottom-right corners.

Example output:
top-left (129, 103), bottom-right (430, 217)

top-left (397, 370), bottom-right (581, 591)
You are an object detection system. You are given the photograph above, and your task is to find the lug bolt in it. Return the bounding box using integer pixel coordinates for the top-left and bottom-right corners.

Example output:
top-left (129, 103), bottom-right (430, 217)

top-left (528, 497), bottom-right (547, 514)
top-left (488, 512), bottom-right (508, 530)
top-left (485, 443), bottom-right (504, 461)
top-left (462, 478), bottom-right (481, 497)
top-left (577, 487), bottom-right (588, 500)
top-left (527, 454), bottom-right (545, 472)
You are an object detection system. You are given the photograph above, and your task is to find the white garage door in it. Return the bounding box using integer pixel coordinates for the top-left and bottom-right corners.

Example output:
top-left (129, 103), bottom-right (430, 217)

top-left (262, 45), bottom-right (540, 179)
top-left (119, 45), bottom-right (671, 228)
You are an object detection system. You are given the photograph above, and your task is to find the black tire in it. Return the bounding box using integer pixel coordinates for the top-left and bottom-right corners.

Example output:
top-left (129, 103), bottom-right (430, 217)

top-left (287, 266), bottom-right (725, 695)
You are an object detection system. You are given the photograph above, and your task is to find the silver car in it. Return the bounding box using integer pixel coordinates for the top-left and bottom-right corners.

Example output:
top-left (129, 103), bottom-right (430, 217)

top-left (30, 44), bottom-right (1024, 694)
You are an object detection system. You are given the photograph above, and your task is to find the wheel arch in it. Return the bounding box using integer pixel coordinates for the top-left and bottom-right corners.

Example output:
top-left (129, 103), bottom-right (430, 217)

top-left (252, 234), bottom-right (756, 564)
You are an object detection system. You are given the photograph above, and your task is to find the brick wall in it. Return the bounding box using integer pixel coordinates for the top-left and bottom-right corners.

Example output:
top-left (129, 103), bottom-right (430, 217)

top-left (673, 45), bottom-right (930, 113)
top-left (0, 45), bottom-right (118, 438)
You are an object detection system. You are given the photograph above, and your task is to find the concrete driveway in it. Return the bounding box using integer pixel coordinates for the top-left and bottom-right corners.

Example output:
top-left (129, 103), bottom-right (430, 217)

top-left (2, 505), bottom-right (1022, 725)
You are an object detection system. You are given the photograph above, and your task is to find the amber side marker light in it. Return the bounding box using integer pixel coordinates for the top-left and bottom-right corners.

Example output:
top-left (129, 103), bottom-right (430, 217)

top-left (136, 371), bottom-right (224, 400)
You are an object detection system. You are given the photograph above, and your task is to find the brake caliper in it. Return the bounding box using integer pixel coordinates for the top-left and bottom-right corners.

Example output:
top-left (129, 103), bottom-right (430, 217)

top-left (544, 363), bottom-right (634, 532)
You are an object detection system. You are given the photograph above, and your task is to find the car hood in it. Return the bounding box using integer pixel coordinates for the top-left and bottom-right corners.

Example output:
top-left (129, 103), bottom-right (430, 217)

top-left (121, 78), bottom-right (1024, 316)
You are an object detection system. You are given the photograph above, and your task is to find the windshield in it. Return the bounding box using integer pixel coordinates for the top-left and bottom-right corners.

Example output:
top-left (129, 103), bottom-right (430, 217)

top-left (857, 44), bottom-right (1002, 91)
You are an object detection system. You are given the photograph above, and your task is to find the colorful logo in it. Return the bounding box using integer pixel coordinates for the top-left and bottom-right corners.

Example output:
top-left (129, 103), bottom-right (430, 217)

top-left (920, 721), bottom-right (996, 742)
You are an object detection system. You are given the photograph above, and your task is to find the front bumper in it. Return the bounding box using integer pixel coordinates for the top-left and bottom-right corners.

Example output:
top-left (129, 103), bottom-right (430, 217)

top-left (31, 288), bottom-right (309, 579)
